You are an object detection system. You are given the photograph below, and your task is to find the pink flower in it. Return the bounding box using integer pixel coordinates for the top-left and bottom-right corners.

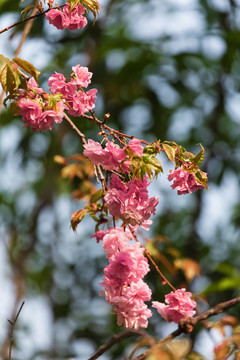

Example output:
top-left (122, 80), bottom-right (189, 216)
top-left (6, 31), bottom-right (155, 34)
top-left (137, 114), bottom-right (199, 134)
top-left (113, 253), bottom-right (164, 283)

top-left (83, 140), bottom-right (125, 171)
top-left (115, 301), bottom-right (152, 329)
top-left (102, 227), bottom-right (131, 258)
top-left (83, 138), bottom-right (144, 173)
top-left (46, 8), bottom-right (69, 30)
top-left (38, 101), bottom-right (66, 131)
top-left (48, 73), bottom-right (77, 96)
top-left (152, 288), bottom-right (196, 323)
top-left (27, 77), bottom-right (44, 94)
top-left (18, 98), bottom-right (43, 131)
top-left (72, 65), bottom-right (92, 87)
top-left (99, 237), bottom-right (152, 329)
top-left (38, 110), bottom-right (56, 131)
top-left (104, 174), bottom-right (159, 226)
top-left (126, 139), bottom-right (143, 157)
top-left (63, 4), bottom-right (87, 30)
top-left (168, 169), bottom-right (205, 195)
top-left (67, 89), bottom-right (97, 116)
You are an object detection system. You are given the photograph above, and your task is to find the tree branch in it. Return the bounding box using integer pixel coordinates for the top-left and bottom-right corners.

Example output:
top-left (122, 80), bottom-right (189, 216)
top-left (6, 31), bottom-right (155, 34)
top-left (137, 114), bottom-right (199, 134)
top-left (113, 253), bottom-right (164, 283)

top-left (0, 5), bottom-right (64, 35)
top-left (8, 301), bottom-right (25, 360)
top-left (132, 295), bottom-right (240, 360)
top-left (88, 329), bottom-right (150, 360)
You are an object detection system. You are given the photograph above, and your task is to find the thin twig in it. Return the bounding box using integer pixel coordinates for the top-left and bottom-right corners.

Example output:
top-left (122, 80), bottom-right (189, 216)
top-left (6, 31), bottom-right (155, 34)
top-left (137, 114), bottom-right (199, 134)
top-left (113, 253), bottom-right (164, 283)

top-left (88, 329), bottom-right (149, 360)
top-left (0, 5), bottom-right (64, 35)
top-left (82, 113), bottom-right (150, 145)
top-left (8, 301), bottom-right (25, 360)
top-left (63, 113), bottom-right (106, 189)
top-left (64, 112), bottom-right (87, 145)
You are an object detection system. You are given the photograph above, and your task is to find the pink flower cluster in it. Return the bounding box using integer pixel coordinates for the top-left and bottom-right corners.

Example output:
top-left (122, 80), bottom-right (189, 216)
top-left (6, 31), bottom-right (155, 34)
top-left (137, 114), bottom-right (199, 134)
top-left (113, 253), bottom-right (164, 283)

top-left (152, 288), bottom-right (196, 323)
top-left (46, 3), bottom-right (87, 31)
top-left (16, 65), bottom-right (97, 131)
top-left (98, 227), bottom-right (152, 329)
top-left (49, 65), bottom-right (97, 117)
top-left (104, 174), bottom-right (159, 227)
top-left (168, 169), bottom-right (205, 195)
top-left (83, 138), bottom-right (143, 172)
top-left (17, 78), bottom-right (67, 132)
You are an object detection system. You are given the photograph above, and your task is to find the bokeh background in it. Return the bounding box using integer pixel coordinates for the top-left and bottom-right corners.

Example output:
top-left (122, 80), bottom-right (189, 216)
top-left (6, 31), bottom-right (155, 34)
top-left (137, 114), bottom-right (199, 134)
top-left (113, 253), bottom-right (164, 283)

top-left (0, 0), bottom-right (240, 359)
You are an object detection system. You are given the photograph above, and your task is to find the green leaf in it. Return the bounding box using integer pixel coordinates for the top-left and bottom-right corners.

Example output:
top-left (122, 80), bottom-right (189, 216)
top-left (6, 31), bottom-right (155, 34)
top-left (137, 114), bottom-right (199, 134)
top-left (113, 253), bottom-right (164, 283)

top-left (145, 156), bottom-right (163, 178)
top-left (68, 0), bottom-right (81, 10)
top-left (0, 64), bottom-right (8, 92)
top-left (6, 64), bottom-right (17, 94)
top-left (192, 144), bottom-right (205, 166)
top-left (0, 54), bottom-right (10, 73)
top-left (90, 189), bottom-right (103, 204)
top-left (12, 57), bottom-right (40, 81)
top-left (194, 170), bottom-right (208, 188)
top-left (162, 143), bottom-right (176, 164)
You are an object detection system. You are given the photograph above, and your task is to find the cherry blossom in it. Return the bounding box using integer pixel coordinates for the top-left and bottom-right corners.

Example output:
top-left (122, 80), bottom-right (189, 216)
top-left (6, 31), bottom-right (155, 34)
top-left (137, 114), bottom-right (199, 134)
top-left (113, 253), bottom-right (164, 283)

top-left (46, 8), bottom-right (69, 30)
top-left (152, 288), bottom-right (196, 323)
top-left (104, 174), bottom-right (159, 226)
top-left (168, 169), bottom-right (205, 195)
top-left (83, 138), bottom-right (143, 172)
top-left (46, 4), bottom-right (87, 31)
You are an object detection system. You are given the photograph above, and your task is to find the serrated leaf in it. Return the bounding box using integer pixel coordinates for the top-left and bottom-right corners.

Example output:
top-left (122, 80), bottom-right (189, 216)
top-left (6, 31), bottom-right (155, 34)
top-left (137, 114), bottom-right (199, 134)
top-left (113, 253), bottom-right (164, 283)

top-left (13, 57), bottom-right (40, 81)
top-left (194, 171), bottom-right (208, 188)
top-left (192, 144), bottom-right (204, 166)
top-left (68, 0), bottom-right (81, 10)
top-left (79, 0), bottom-right (100, 22)
top-left (162, 143), bottom-right (176, 164)
top-left (146, 157), bottom-right (163, 176)
top-left (90, 189), bottom-right (103, 204)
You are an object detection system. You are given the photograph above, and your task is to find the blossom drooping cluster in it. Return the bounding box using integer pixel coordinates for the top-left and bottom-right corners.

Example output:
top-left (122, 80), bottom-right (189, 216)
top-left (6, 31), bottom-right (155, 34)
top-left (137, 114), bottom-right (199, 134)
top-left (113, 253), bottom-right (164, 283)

top-left (17, 78), bottom-right (67, 131)
top-left (98, 227), bottom-right (152, 329)
top-left (46, 3), bottom-right (87, 31)
top-left (15, 65), bottom-right (97, 131)
top-left (168, 169), bottom-right (205, 195)
top-left (152, 288), bottom-right (196, 323)
top-left (83, 138), bottom-right (143, 172)
top-left (104, 174), bottom-right (159, 227)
